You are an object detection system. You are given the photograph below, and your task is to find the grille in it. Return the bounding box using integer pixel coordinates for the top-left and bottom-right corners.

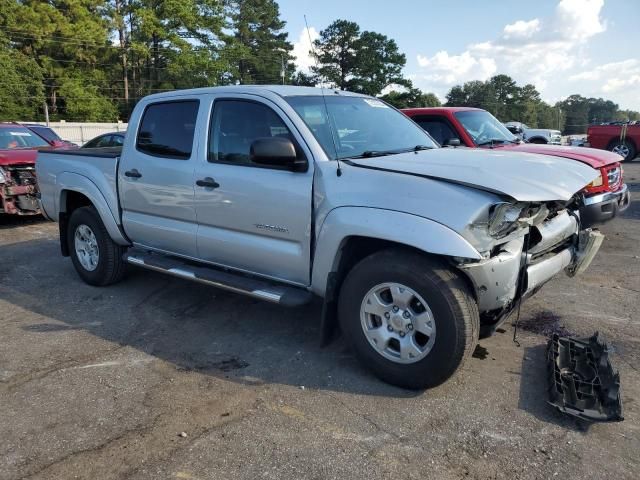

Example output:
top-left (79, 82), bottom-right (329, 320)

top-left (607, 166), bottom-right (621, 190)
top-left (7, 166), bottom-right (37, 186)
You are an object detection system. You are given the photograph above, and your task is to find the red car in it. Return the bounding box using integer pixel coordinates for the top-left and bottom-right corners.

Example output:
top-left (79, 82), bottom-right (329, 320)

top-left (402, 107), bottom-right (630, 226)
top-left (0, 124), bottom-right (62, 216)
top-left (587, 122), bottom-right (639, 162)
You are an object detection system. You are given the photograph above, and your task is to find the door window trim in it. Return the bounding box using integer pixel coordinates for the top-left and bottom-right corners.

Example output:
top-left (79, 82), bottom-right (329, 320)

top-left (206, 97), bottom-right (308, 171)
top-left (135, 99), bottom-right (200, 160)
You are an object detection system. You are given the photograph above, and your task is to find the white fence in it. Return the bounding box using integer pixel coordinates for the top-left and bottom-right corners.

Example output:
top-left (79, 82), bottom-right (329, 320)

top-left (22, 121), bottom-right (128, 145)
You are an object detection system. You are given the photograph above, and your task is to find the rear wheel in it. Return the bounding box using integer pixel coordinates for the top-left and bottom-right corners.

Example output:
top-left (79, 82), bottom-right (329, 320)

top-left (68, 206), bottom-right (127, 286)
top-left (608, 139), bottom-right (636, 162)
top-left (338, 249), bottom-right (479, 389)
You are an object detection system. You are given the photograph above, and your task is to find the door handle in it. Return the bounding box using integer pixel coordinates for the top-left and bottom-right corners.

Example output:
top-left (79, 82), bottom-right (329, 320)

top-left (124, 169), bottom-right (142, 178)
top-left (196, 177), bottom-right (220, 189)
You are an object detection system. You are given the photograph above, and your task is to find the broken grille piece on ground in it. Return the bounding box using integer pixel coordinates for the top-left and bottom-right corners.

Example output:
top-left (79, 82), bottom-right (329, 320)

top-left (547, 332), bottom-right (623, 422)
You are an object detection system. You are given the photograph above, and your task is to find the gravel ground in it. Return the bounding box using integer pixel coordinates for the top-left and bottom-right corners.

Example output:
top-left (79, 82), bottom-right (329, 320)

top-left (1, 162), bottom-right (639, 480)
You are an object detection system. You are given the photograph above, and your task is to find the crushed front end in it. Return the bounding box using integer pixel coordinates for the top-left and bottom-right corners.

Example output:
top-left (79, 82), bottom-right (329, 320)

top-left (0, 164), bottom-right (40, 215)
top-left (457, 198), bottom-right (602, 336)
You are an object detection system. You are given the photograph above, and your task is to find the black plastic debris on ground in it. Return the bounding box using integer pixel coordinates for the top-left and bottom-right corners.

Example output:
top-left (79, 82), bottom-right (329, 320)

top-left (547, 332), bottom-right (623, 422)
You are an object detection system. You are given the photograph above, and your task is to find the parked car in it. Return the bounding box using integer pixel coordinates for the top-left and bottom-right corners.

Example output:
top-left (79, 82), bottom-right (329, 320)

top-left (402, 107), bottom-right (630, 226)
top-left (22, 123), bottom-right (78, 148)
top-left (0, 124), bottom-right (53, 215)
top-left (587, 122), bottom-right (639, 162)
top-left (504, 121), bottom-right (562, 145)
top-left (37, 86), bottom-right (602, 389)
top-left (82, 132), bottom-right (125, 149)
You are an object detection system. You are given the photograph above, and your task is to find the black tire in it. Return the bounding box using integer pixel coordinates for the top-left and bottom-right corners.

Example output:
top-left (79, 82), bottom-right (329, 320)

top-left (338, 249), bottom-right (479, 390)
top-left (608, 139), bottom-right (636, 162)
top-left (67, 206), bottom-right (127, 286)
top-left (527, 137), bottom-right (547, 144)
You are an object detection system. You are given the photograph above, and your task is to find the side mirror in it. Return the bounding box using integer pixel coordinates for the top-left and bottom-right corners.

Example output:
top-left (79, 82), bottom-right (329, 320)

top-left (250, 137), bottom-right (305, 171)
top-left (445, 138), bottom-right (461, 147)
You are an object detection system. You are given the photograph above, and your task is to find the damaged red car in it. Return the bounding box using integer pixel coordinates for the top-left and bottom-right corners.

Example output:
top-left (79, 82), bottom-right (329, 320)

top-left (0, 124), bottom-right (58, 216)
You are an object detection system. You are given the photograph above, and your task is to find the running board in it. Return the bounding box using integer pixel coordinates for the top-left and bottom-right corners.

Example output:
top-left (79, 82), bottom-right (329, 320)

top-left (124, 249), bottom-right (313, 307)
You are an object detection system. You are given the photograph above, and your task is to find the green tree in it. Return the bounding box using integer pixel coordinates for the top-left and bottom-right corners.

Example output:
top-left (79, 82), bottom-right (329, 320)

top-left (0, 39), bottom-right (45, 120)
top-left (380, 87), bottom-right (440, 109)
top-left (311, 19), bottom-right (408, 95)
top-left (0, 0), bottom-right (116, 120)
top-left (227, 0), bottom-right (294, 85)
top-left (557, 94), bottom-right (590, 134)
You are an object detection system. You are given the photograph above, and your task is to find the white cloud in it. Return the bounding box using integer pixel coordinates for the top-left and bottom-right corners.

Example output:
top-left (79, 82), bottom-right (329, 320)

top-left (412, 0), bottom-right (622, 107)
top-left (503, 19), bottom-right (541, 39)
top-left (569, 59), bottom-right (640, 107)
top-left (292, 27), bottom-right (319, 73)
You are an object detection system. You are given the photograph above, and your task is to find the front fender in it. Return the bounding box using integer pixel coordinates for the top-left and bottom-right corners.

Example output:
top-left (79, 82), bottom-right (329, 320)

top-left (310, 207), bottom-right (481, 295)
top-left (57, 172), bottom-right (129, 246)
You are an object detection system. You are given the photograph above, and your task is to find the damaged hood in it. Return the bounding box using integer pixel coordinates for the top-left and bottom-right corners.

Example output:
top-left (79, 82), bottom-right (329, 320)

top-left (0, 148), bottom-right (38, 166)
top-left (347, 148), bottom-right (599, 202)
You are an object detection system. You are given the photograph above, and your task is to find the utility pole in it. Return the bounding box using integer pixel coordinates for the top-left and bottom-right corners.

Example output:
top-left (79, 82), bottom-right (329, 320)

top-left (43, 102), bottom-right (49, 126)
top-left (115, 0), bottom-right (129, 107)
top-left (281, 54), bottom-right (285, 85)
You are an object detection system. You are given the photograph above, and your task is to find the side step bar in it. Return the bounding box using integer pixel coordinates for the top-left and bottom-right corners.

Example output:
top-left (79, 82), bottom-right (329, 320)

top-left (124, 249), bottom-right (313, 307)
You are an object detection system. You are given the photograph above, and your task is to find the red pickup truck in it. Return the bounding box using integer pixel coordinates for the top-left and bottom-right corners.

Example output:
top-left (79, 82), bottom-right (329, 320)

top-left (402, 107), bottom-right (630, 226)
top-left (0, 124), bottom-right (56, 216)
top-left (587, 122), bottom-right (639, 162)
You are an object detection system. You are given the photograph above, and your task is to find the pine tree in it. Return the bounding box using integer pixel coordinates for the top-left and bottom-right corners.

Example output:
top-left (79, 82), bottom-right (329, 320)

top-left (228, 0), bottom-right (294, 85)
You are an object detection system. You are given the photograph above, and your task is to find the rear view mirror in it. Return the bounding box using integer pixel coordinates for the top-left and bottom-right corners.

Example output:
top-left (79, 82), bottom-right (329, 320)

top-left (445, 138), bottom-right (461, 147)
top-left (250, 137), bottom-right (306, 171)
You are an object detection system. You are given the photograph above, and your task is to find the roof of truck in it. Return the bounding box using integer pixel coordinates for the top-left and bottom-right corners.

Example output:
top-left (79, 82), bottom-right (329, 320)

top-left (143, 85), bottom-right (369, 101)
top-left (402, 107), bottom-right (483, 115)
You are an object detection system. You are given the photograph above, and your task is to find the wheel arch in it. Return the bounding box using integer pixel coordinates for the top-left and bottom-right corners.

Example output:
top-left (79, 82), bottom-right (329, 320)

top-left (312, 207), bottom-right (481, 345)
top-left (57, 173), bottom-right (129, 256)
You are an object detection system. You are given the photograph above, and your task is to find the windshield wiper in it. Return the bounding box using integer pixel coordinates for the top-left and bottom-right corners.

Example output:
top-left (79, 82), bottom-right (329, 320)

top-left (342, 150), bottom-right (393, 159)
top-left (477, 139), bottom-right (510, 147)
top-left (413, 144), bottom-right (434, 151)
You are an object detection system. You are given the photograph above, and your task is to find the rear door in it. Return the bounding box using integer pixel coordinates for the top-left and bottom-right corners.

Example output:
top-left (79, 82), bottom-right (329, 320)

top-left (119, 99), bottom-right (202, 257)
top-left (193, 94), bottom-right (314, 285)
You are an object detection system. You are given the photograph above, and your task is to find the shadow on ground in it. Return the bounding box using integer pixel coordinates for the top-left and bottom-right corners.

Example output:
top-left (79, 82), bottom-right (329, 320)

top-left (0, 236), bottom-right (418, 399)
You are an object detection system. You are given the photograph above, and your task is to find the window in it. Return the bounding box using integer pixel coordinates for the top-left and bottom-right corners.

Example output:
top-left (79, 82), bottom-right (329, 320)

top-left (414, 117), bottom-right (457, 146)
top-left (208, 100), bottom-right (295, 165)
top-left (111, 134), bottom-right (124, 146)
top-left (136, 101), bottom-right (199, 159)
top-left (0, 127), bottom-right (49, 148)
top-left (29, 126), bottom-right (60, 143)
top-left (285, 96), bottom-right (436, 160)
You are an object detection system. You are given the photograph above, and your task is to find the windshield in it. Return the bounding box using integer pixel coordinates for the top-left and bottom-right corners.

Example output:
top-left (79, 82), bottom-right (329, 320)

top-left (0, 127), bottom-right (50, 149)
top-left (29, 126), bottom-right (60, 143)
top-left (285, 95), bottom-right (437, 159)
top-left (455, 111), bottom-right (518, 146)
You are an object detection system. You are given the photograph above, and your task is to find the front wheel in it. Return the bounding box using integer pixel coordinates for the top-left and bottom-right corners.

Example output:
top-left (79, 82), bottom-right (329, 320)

top-left (338, 249), bottom-right (479, 389)
top-left (68, 206), bottom-right (127, 286)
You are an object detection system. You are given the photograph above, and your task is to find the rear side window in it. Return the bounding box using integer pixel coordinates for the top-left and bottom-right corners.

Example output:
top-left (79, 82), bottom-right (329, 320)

top-left (414, 117), bottom-right (457, 145)
top-left (136, 101), bottom-right (199, 159)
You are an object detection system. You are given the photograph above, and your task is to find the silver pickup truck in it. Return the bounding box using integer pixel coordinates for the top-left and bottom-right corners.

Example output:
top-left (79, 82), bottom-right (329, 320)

top-left (37, 86), bottom-right (602, 389)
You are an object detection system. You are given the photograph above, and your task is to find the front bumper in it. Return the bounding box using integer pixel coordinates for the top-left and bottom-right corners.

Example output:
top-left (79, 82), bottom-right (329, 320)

top-left (580, 183), bottom-right (630, 226)
top-left (459, 212), bottom-right (603, 314)
top-left (0, 183), bottom-right (40, 215)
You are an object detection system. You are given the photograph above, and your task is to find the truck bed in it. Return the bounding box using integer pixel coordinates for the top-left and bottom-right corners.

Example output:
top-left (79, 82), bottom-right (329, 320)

top-left (36, 147), bottom-right (122, 224)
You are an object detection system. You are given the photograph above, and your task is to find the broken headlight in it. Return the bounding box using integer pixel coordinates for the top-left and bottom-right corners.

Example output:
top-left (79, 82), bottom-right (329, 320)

top-left (488, 202), bottom-right (549, 238)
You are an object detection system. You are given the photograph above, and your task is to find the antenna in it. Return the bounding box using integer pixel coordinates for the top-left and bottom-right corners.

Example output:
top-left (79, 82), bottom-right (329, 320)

top-left (304, 15), bottom-right (342, 177)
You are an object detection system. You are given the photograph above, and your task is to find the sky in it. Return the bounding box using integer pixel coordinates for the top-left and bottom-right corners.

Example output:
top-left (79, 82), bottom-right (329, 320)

top-left (278, 0), bottom-right (640, 110)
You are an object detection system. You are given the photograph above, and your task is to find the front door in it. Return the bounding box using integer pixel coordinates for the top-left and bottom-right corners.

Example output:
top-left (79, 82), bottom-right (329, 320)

top-left (119, 99), bottom-right (202, 257)
top-left (193, 95), bottom-right (314, 286)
